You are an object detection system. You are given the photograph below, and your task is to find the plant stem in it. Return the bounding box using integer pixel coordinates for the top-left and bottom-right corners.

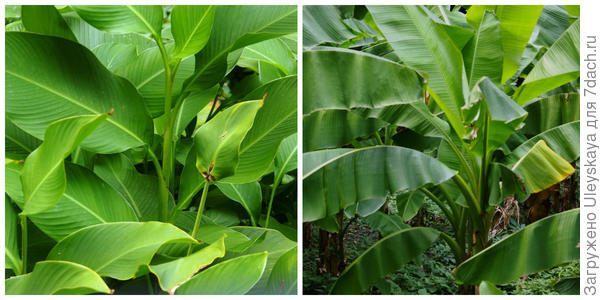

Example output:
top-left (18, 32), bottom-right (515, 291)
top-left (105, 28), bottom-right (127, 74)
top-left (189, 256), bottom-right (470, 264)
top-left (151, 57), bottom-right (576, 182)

top-left (20, 215), bottom-right (27, 274)
top-left (374, 131), bottom-right (384, 145)
top-left (146, 274), bottom-right (154, 294)
top-left (265, 170), bottom-right (285, 228)
top-left (384, 125), bottom-right (395, 145)
top-left (147, 147), bottom-right (169, 221)
top-left (189, 180), bottom-right (210, 255)
top-left (419, 187), bottom-right (457, 230)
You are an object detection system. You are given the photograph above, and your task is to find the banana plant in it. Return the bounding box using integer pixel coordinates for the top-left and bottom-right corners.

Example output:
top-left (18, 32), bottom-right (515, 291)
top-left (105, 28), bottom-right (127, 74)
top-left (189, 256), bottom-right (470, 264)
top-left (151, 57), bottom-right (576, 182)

top-left (303, 5), bottom-right (579, 294)
top-left (5, 5), bottom-right (297, 295)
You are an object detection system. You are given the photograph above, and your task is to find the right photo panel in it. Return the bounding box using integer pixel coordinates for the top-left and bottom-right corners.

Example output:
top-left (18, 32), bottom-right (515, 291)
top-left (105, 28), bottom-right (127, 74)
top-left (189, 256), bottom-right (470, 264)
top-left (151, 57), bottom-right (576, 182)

top-left (302, 5), bottom-right (580, 295)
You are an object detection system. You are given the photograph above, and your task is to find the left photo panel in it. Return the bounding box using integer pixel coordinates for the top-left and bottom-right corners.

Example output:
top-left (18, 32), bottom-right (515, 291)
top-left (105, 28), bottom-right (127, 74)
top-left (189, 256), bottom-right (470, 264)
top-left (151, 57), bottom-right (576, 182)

top-left (5, 5), bottom-right (298, 295)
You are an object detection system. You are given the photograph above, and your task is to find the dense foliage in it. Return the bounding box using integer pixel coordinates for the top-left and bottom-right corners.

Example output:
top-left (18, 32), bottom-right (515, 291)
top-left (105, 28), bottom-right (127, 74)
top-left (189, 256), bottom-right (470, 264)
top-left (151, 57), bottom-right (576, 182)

top-left (303, 4), bottom-right (580, 295)
top-left (5, 5), bottom-right (297, 295)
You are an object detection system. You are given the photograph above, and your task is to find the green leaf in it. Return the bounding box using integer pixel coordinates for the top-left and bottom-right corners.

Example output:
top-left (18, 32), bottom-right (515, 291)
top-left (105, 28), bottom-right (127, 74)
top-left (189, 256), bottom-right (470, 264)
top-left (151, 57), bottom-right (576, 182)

top-left (521, 93), bottom-right (579, 136)
top-left (93, 153), bottom-right (165, 221)
top-left (21, 114), bottom-right (108, 215)
top-left (454, 209), bottom-right (579, 285)
top-left (6, 32), bottom-right (153, 153)
top-left (369, 5), bottom-right (468, 137)
top-left (149, 237), bottom-right (226, 292)
top-left (463, 11), bottom-right (503, 88)
top-left (275, 133), bottom-right (298, 178)
top-left (91, 43), bottom-right (138, 71)
top-left (47, 222), bottom-right (196, 280)
top-left (21, 5), bottom-right (77, 42)
top-left (175, 252), bottom-right (268, 295)
top-left (514, 19), bottom-right (579, 104)
top-left (171, 5), bottom-right (216, 58)
top-left (532, 6), bottom-right (575, 47)
top-left (554, 277), bottom-right (580, 295)
top-left (509, 140), bottom-right (575, 193)
top-left (396, 190), bottom-right (427, 222)
top-left (303, 5), bottom-right (357, 47)
top-left (266, 246), bottom-right (297, 295)
top-left (364, 211), bottom-right (410, 237)
top-left (114, 44), bottom-right (195, 117)
top-left (216, 182), bottom-right (262, 226)
top-left (238, 38), bottom-right (296, 75)
top-left (193, 223), bottom-right (254, 252)
top-left (505, 121), bottom-right (580, 165)
top-left (467, 5), bottom-right (543, 83)
top-left (5, 261), bottom-right (110, 295)
top-left (331, 227), bottom-right (440, 294)
top-left (303, 146), bottom-right (457, 222)
top-left (479, 281), bottom-right (505, 295)
top-left (173, 85), bottom-right (219, 140)
top-left (72, 5), bottom-right (163, 37)
top-left (5, 117), bottom-right (41, 160)
top-left (8, 162), bottom-right (137, 240)
top-left (194, 100), bottom-right (263, 181)
top-left (5, 197), bottom-right (22, 274)
top-left (222, 76), bottom-right (298, 183)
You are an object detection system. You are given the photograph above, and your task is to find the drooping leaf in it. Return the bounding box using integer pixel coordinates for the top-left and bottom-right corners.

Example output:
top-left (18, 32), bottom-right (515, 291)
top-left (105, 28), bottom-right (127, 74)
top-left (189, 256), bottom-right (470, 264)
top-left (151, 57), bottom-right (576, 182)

top-left (7, 162), bottom-right (137, 240)
top-left (467, 5), bottom-right (543, 83)
top-left (21, 5), bottom-right (77, 42)
top-left (509, 140), bottom-right (575, 193)
top-left (21, 114), bottom-right (108, 215)
top-left (463, 11), bottom-right (503, 87)
top-left (514, 19), bottom-right (579, 104)
top-left (194, 100), bottom-right (263, 181)
top-left (303, 5), bottom-right (357, 47)
top-left (554, 277), bottom-right (580, 295)
top-left (364, 211), bottom-right (410, 237)
top-left (6, 32), bottom-right (153, 153)
top-left (331, 227), bottom-right (440, 294)
top-left (72, 5), bottom-right (163, 37)
top-left (238, 38), bottom-right (296, 75)
top-left (479, 281), bottom-right (506, 295)
top-left (216, 182), bottom-right (262, 226)
top-left (274, 133), bottom-right (298, 178)
top-left (265, 246), bottom-right (297, 295)
top-left (531, 5), bottom-right (575, 47)
top-left (47, 222), bottom-right (196, 280)
top-left (369, 5), bottom-right (468, 137)
top-left (172, 85), bottom-right (219, 140)
top-left (303, 146), bottom-right (457, 222)
top-left (505, 121), bottom-right (580, 165)
top-left (454, 209), bottom-right (579, 285)
top-left (396, 190), bottom-right (427, 222)
top-left (521, 93), bottom-right (579, 136)
top-left (171, 5), bottom-right (215, 58)
top-left (5, 261), bottom-right (110, 295)
top-left (149, 237), bottom-right (225, 292)
top-left (175, 252), bottom-right (268, 295)
top-left (5, 117), bottom-right (41, 160)
top-left (5, 197), bottom-right (22, 274)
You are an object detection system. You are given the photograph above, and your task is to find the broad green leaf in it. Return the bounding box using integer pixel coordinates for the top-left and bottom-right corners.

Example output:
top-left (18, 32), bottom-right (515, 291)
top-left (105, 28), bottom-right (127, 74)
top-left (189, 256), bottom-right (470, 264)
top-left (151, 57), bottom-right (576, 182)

top-left (505, 121), bottom-right (580, 165)
top-left (185, 6), bottom-right (296, 93)
top-left (303, 5), bottom-right (357, 47)
top-left (5, 261), bottom-right (110, 295)
top-left (91, 43), bottom-right (138, 71)
top-left (369, 5), bottom-right (468, 137)
top-left (227, 227), bottom-right (297, 294)
top-left (554, 277), bottom-right (579, 295)
top-left (149, 237), bottom-right (225, 292)
top-left (396, 190), bottom-right (427, 222)
top-left (454, 209), bottom-right (579, 285)
top-left (532, 6), bottom-right (575, 47)
top-left (72, 5), bottom-right (163, 37)
top-left (114, 44), bottom-right (195, 117)
top-left (194, 100), bottom-right (262, 181)
top-left (5, 197), bottom-right (22, 274)
top-left (93, 153), bottom-right (164, 221)
top-left (564, 5), bottom-right (579, 17)
top-left (467, 5), bottom-right (543, 83)
top-left (5, 5), bottom-right (20, 18)
top-left (21, 5), bottom-right (77, 42)
top-left (177, 143), bottom-right (206, 210)
top-left (463, 11), bottom-right (503, 87)
top-left (514, 19), bottom-right (579, 104)
top-left (176, 252), bottom-right (268, 295)
top-left (521, 93), bottom-right (579, 135)
top-left (238, 38), bottom-right (296, 75)
top-left (303, 146), bottom-right (457, 222)
top-left (274, 133), bottom-right (298, 178)
top-left (221, 76), bottom-right (298, 183)
top-left (171, 5), bottom-right (215, 58)
top-left (472, 77), bottom-right (528, 156)
top-left (510, 140), bottom-right (575, 193)
top-left (172, 85), bottom-right (219, 140)
top-left (364, 211), bottom-right (410, 237)
top-left (266, 246), bottom-right (297, 295)
top-left (6, 32), bottom-right (153, 153)
top-left (216, 182), bottom-right (262, 226)
top-left (5, 117), bottom-right (41, 160)
top-left (193, 223), bottom-right (254, 252)
top-left (331, 227), bottom-right (440, 294)
top-left (303, 48), bottom-right (422, 115)
top-left (47, 222), bottom-right (196, 280)
top-left (479, 281), bottom-right (505, 295)
top-left (7, 162), bottom-right (138, 240)
top-left (21, 114), bottom-right (107, 215)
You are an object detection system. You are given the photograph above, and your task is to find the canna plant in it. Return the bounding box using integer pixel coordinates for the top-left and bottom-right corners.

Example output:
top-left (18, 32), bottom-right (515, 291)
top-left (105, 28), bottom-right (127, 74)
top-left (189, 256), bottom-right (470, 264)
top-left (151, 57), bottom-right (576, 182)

top-left (303, 5), bottom-right (580, 294)
top-left (5, 5), bottom-right (298, 295)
